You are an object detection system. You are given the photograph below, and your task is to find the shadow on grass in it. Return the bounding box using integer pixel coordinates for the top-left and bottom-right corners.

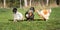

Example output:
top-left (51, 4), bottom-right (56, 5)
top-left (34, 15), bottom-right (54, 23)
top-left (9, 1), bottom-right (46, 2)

top-left (8, 19), bottom-right (44, 22)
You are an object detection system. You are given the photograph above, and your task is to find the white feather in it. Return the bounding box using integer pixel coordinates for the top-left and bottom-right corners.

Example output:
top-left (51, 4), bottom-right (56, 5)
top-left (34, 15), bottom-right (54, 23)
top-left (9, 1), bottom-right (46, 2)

top-left (36, 8), bottom-right (52, 20)
top-left (13, 11), bottom-right (24, 22)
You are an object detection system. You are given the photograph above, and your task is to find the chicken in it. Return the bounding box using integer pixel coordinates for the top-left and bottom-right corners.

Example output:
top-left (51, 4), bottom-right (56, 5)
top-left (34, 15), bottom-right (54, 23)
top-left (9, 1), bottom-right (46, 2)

top-left (13, 11), bottom-right (24, 21)
top-left (13, 8), bottom-right (24, 22)
top-left (36, 8), bottom-right (51, 21)
top-left (25, 7), bottom-right (35, 20)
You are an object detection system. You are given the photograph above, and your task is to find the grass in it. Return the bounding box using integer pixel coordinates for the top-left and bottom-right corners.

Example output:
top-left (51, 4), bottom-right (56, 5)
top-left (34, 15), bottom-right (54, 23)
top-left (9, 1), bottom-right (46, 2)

top-left (0, 7), bottom-right (60, 30)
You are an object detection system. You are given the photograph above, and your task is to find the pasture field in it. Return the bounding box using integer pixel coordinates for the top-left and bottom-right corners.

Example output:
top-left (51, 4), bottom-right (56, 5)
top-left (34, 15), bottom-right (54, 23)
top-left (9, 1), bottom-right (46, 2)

top-left (0, 7), bottom-right (60, 30)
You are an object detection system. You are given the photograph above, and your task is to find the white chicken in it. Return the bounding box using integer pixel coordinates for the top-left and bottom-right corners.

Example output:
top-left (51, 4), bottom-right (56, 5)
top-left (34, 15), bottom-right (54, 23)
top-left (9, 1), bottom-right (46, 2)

top-left (13, 11), bottom-right (24, 22)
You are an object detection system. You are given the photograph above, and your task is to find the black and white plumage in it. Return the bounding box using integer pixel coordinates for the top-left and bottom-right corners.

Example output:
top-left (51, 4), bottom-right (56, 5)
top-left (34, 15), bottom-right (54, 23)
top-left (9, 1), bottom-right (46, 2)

top-left (25, 7), bottom-right (35, 20)
top-left (30, 7), bottom-right (35, 12)
top-left (13, 8), bottom-right (24, 22)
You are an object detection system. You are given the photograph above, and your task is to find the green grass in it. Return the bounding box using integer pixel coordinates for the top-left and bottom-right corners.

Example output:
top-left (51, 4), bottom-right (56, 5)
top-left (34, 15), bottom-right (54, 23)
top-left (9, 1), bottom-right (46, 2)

top-left (0, 7), bottom-right (60, 30)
